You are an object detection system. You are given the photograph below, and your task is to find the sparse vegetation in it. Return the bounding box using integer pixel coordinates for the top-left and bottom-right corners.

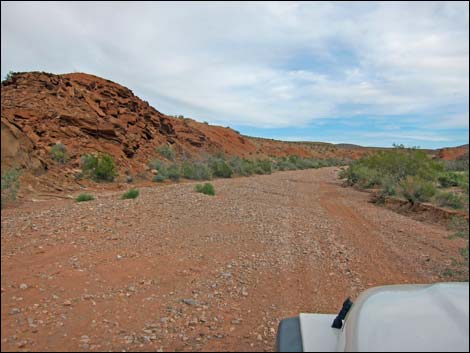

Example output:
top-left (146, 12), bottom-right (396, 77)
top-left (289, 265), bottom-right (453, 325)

top-left (147, 152), bottom-right (346, 185)
top-left (75, 193), bottom-right (94, 202)
top-left (156, 144), bottom-right (176, 161)
top-left (195, 183), bottom-right (215, 196)
top-left (338, 146), bottom-right (470, 209)
top-left (438, 172), bottom-right (465, 188)
top-left (434, 191), bottom-right (465, 209)
top-left (445, 216), bottom-right (469, 279)
top-left (121, 188), bottom-right (139, 199)
top-left (81, 153), bottom-right (118, 182)
top-left (153, 174), bottom-right (167, 182)
top-left (50, 143), bottom-right (69, 164)
top-left (399, 176), bottom-right (436, 204)
top-left (341, 147), bottom-right (443, 188)
top-left (209, 158), bottom-right (233, 178)
top-left (448, 217), bottom-right (469, 240)
top-left (181, 161), bottom-right (212, 180)
top-left (149, 159), bottom-right (167, 173)
top-left (443, 158), bottom-right (469, 172)
top-left (1, 169), bottom-right (20, 208)
top-left (167, 164), bottom-right (181, 181)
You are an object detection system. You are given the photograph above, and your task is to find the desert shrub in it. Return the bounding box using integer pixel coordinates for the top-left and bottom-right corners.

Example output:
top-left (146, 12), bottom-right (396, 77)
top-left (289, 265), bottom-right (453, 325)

top-left (447, 217), bottom-right (469, 243)
top-left (148, 159), bottom-right (166, 172)
top-left (341, 147), bottom-right (444, 205)
top-left (434, 191), bottom-right (465, 209)
top-left (274, 156), bottom-right (341, 171)
top-left (342, 164), bottom-right (382, 188)
top-left (181, 162), bottom-right (195, 179)
top-left (121, 188), bottom-right (139, 199)
top-left (228, 157), bottom-right (243, 174)
top-left (50, 143), bottom-right (69, 164)
top-left (75, 193), bottom-right (94, 202)
top-left (438, 172), bottom-right (463, 188)
top-left (153, 174), bottom-right (167, 182)
top-left (376, 176), bottom-right (397, 203)
top-left (81, 153), bottom-right (117, 182)
top-left (192, 162), bottom-right (212, 180)
top-left (276, 158), bottom-right (297, 171)
top-left (181, 161), bottom-right (212, 180)
top-left (167, 164), bottom-right (181, 181)
top-left (240, 159), bottom-right (256, 176)
top-left (156, 144), bottom-right (176, 161)
top-left (288, 155), bottom-right (303, 169)
top-left (443, 157), bottom-right (469, 172)
top-left (399, 176), bottom-right (436, 204)
top-left (254, 165), bottom-right (264, 174)
top-left (195, 183), bottom-right (215, 196)
top-left (209, 158), bottom-right (233, 178)
top-left (460, 172), bottom-right (469, 195)
top-left (256, 159), bottom-right (272, 174)
top-left (344, 148), bottom-right (442, 187)
top-left (1, 169), bottom-right (20, 208)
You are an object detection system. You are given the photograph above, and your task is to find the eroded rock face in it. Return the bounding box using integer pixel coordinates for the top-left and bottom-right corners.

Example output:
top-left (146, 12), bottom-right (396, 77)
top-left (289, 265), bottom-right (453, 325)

top-left (1, 120), bottom-right (44, 174)
top-left (437, 144), bottom-right (469, 161)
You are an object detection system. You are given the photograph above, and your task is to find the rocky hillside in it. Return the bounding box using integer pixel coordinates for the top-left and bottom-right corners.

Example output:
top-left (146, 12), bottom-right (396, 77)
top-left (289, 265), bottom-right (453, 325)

top-left (1, 72), bottom-right (259, 173)
top-left (437, 144), bottom-right (469, 161)
top-left (0, 72), bottom-right (362, 194)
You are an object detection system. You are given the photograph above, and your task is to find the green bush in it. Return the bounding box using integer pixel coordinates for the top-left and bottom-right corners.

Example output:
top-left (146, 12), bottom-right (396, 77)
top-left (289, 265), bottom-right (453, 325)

top-left (153, 174), bottom-right (167, 182)
top-left (81, 153), bottom-right (117, 182)
top-left (209, 158), bottom-right (233, 178)
top-left (50, 143), bottom-right (69, 164)
top-left (1, 169), bottom-right (20, 208)
top-left (276, 159), bottom-right (297, 171)
top-left (438, 172), bottom-right (463, 188)
top-left (399, 176), bottom-right (436, 204)
top-left (376, 176), bottom-right (397, 203)
top-left (156, 144), bottom-right (176, 161)
top-left (434, 191), bottom-right (465, 209)
top-left (181, 162), bottom-right (195, 179)
top-left (167, 164), bottom-right (181, 181)
top-left (240, 159), bottom-right (256, 176)
top-left (257, 159), bottom-right (272, 174)
top-left (121, 188), bottom-right (139, 199)
top-left (274, 156), bottom-right (341, 171)
top-left (182, 162), bottom-right (212, 180)
top-left (343, 148), bottom-right (442, 187)
top-left (443, 158), bottom-right (469, 172)
top-left (148, 159), bottom-right (166, 172)
top-left (75, 193), bottom-right (94, 202)
top-left (195, 183), bottom-right (215, 196)
top-left (448, 216), bottom-right (469, 241)
top-left (341, 147), bottom-right (446, 206)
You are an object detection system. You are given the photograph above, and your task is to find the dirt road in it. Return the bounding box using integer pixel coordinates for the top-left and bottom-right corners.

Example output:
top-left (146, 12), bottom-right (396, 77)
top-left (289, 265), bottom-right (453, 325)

top-left (1, 167), bottom-right (466, 352)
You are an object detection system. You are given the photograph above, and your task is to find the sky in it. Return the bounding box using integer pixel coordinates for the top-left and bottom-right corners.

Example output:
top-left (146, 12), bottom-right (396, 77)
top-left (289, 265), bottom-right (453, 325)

top-left (1, 1), bottom-right (469, 149)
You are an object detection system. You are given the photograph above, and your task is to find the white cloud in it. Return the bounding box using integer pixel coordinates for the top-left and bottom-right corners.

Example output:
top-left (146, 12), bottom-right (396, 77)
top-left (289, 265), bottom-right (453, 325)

top-left (1, 1), bottom-right (469, 131)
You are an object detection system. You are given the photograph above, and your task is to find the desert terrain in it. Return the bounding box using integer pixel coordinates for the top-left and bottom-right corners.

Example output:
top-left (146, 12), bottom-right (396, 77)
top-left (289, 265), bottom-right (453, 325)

top-left (1, 167), bottom-right (466, 352)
